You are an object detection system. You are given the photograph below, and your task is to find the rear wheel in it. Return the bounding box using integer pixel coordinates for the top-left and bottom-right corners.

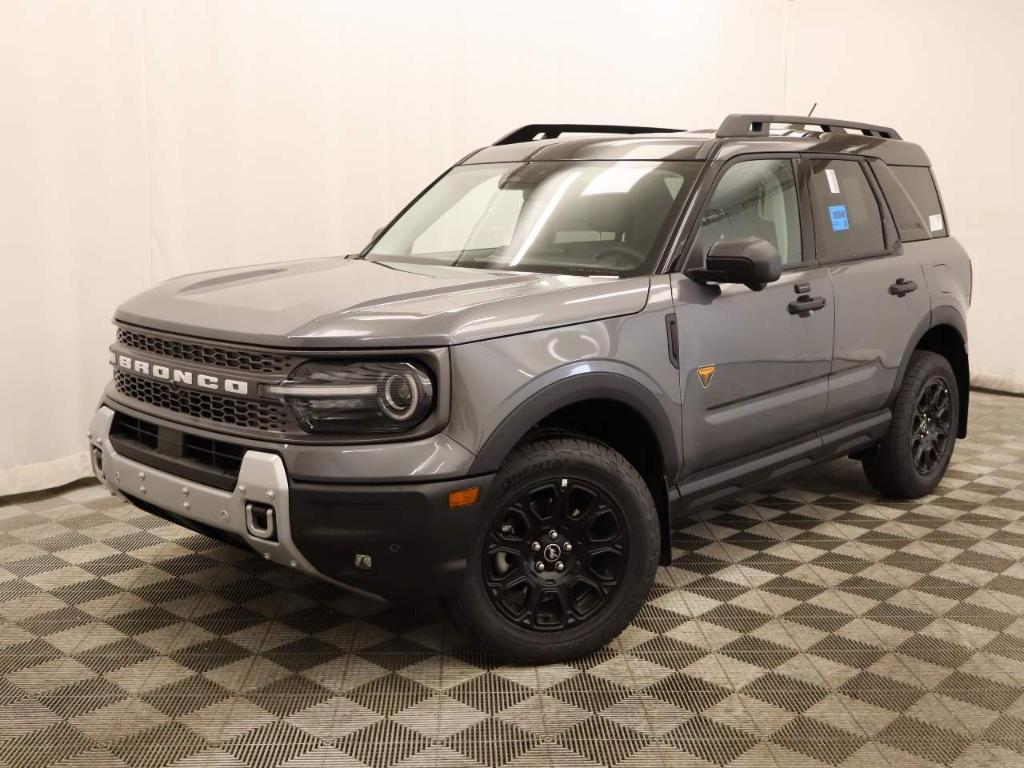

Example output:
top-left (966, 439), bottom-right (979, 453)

top-left (863, 350), bottom-right (959, 499)
top-left (451, 436), bottom-right (658, 663)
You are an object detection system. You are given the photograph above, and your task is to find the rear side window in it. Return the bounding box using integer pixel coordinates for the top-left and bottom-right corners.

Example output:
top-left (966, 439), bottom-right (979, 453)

top-left (808, 159), bottom-right (886, 261)
top-left (884, 165), bottom-right (946, 240)
top-left (871, 160), bottom-right (929, 241)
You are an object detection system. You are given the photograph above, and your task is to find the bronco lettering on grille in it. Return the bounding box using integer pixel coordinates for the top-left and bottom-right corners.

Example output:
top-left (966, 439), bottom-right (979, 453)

top-left (110, 351), bottom-right (250, 395)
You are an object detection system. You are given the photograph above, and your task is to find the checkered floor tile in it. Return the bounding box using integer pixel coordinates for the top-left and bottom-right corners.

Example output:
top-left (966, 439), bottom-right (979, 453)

top-left (2, 391), bottom-right (1024, 767)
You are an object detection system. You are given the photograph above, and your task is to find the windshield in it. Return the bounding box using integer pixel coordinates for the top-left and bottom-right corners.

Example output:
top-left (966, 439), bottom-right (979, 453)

top-left (365, 160), bottom-right (698, 277)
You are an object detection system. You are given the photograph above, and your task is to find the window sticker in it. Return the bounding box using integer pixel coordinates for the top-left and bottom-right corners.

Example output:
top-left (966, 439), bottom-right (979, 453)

top-left (928, 213), bottom-right (944, 232)
top-left (825, 168), bottom-right (841, 194)
top-left (829, 204), bottom-right (850, 232)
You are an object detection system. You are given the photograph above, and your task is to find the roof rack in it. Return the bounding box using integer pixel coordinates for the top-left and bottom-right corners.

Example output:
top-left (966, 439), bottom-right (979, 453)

top-left (716, 113), bottom-right (901, 140)
top-left (493, 123), bottom-right (683, 146)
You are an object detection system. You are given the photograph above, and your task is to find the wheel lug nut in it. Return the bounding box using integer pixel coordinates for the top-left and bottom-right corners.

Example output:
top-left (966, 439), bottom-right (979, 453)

top-left (554, 562), bottom-right (565, 572)
top-left (564, 542), bottom-right (572, 552)
top-left (549, 530), bottom-right (558, 540)
top-left (535, 562), bottom-right (545, 572)
top-left (531, 541), bottom-right (541, 551)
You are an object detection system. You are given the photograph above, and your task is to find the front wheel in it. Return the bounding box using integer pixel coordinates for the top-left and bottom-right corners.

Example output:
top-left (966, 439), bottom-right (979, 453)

top-left (863, 350), bottom-right (959, 499)
top-left (450, 436), bottom-right (659, 663)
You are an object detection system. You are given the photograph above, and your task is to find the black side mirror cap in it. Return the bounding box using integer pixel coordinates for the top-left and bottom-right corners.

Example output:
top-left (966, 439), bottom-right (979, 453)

top-left (685, 236), bottom-right (783, 291)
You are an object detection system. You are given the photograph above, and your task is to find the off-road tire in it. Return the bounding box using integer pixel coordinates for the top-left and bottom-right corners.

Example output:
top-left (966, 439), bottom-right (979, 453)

top-left (863, 350), bottom-right (959, 499)
top-left (450, 436), bottom-right (659, 663)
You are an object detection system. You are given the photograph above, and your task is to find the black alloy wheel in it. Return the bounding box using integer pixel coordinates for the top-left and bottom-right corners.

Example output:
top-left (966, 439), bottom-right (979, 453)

top-left (450, 436), bottom-right (659, 663)
top-left (910, 376), bottom-right (953, 475)
top-left (483, 478), bottom-right (627, 631)
top-left (863, 350), bottom-right (960, 499)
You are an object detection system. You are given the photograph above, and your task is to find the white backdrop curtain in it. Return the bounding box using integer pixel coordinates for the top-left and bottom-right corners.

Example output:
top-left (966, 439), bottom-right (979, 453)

top-left (2, 0), bottom-right (1022, 496)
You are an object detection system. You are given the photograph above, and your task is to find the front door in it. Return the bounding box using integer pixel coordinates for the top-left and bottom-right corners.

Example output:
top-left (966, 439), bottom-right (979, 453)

top-left (673, 156), bottom-right (835, 476)
top-left (803, 157), bottom-right (931, 425)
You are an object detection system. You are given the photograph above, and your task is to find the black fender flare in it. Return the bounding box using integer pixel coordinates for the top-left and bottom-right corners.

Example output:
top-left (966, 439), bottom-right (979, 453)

top-left (888, 313), bottom-right (935, 408)
top-left (468, 372), bottom-right (681, 480)
top-left (931, 305), bottom-right (968, 345)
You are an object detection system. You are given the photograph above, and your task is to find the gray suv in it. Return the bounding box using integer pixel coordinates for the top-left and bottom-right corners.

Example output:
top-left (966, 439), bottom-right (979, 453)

top-left (88, 114), bottom-right (971, 662)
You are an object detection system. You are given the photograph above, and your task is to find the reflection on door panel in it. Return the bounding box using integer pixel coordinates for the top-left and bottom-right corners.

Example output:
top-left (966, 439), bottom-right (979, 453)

top-left (675, 272), bottom-right (834, 473)
top-left (826, 257), bottom-right (928, 423)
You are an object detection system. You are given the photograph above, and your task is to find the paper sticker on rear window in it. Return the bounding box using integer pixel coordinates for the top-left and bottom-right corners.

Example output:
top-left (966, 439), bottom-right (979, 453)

top-left (825, 168), bottom-right (841, 194)
top-left (829, 204), bottom-right (850, 231)
top-left (928, 213), bottom-right (944, 232)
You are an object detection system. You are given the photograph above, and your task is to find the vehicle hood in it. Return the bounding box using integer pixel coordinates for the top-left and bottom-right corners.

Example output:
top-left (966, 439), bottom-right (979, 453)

top-left (115, 257), bottom-right (651, 348)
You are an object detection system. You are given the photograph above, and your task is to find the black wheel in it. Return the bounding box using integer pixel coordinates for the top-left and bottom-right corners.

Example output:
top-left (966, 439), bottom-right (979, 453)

top-left (863, 350), bottom-right (959, 499)
top-left (451, 436), bottom-right (659, 663)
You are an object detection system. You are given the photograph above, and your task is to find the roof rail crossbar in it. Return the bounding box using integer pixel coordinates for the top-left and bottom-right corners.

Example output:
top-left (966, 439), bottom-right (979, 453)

top-left (493, 123), bottom-right (683, 146)
top-left (716, 114), bottom-right (902, 141)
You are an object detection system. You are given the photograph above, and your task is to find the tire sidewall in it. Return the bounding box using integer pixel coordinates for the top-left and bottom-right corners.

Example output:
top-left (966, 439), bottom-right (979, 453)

top-left (893, 353), bottom-right (959, 495)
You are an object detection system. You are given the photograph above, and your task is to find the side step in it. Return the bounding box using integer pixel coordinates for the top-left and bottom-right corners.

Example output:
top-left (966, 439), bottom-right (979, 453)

top-left (672, 410), bottom-right (891, 516)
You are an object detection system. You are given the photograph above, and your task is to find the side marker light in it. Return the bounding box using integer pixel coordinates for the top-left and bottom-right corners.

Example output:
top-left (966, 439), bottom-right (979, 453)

top-left (449, 486), bottom-right (480, 508)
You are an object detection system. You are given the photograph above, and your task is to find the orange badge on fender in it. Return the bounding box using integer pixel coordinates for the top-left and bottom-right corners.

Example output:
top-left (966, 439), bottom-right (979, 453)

top-left (697, 364), bottom-right (716, 389)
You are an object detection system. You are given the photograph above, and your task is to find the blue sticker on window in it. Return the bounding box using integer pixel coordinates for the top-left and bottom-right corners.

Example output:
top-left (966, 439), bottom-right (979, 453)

top-left (829, 204), bottom-right (850, 232)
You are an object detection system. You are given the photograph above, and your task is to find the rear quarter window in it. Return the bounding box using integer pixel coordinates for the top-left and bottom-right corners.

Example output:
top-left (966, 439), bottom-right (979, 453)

top-left (873, 161), bottom-right (948, 241)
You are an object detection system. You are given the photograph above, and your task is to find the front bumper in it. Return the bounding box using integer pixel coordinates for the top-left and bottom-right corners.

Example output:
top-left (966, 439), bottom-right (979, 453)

top-left (88, 406), bottom-right (492, 601)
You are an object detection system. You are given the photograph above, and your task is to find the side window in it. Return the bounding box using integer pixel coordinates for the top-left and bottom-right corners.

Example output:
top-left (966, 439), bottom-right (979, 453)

top-left (696, 159), bottom-right (802, 266)
top-left (891, 165), bottom-right (947, 238)
top-left (808, 159), bottom-right (885, 260)
top-left (871, 159), bottom-right (930, 242)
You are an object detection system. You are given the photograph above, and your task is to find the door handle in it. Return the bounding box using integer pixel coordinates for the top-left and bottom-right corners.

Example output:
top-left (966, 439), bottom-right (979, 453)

top-left (788, 294), bottom-right (826, 317)
top-left (889, 277), bottom-right (918, 297)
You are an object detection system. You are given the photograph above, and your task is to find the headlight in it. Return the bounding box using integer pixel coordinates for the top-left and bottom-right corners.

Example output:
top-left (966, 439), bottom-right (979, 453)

top-left (263, 361), bottom-right (434, 434)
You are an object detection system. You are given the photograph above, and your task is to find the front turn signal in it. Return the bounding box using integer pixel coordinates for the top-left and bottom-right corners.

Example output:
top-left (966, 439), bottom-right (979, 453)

top-left (448, 486), bottom-right (480, 508)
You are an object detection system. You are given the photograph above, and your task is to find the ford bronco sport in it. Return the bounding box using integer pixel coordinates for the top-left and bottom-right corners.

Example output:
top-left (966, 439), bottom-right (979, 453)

top-left (89, 115), bottom-right (971, 662)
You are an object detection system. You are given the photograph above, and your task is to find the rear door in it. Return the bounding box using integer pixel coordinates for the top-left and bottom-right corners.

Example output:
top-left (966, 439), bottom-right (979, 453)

top-left (805, 157), bottom-right (930, 425)
top-left (673, 155), bottom-right (834, 475)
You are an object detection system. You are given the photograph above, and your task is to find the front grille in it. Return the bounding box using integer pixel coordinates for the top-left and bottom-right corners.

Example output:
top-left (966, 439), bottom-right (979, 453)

top-left (109, 411), bottom-right (251, 490)
top-left (116, 326), bottom-right (299, 374)
top-left (113, 370), bottom-right (291, 432)
top-left (183, 434), bottom-right (245, 477)
top-left (110, 413), bottom-right (158, 449)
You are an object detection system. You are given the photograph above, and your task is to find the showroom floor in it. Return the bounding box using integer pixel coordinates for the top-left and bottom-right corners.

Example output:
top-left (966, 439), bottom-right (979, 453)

top-left (1, 392), bottom-right (1023, 768)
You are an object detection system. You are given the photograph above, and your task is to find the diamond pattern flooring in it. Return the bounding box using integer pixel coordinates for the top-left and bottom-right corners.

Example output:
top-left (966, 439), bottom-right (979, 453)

top-left (1, 390), bottom-right (1023, 767)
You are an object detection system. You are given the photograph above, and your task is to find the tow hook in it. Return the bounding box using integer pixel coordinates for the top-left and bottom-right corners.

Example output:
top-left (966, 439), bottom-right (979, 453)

top-left (245, 502), bottom-right (277, 541)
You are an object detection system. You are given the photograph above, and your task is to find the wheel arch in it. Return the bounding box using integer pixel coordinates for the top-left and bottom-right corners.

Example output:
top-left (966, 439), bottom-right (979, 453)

top-left (468, 373), bottom-right (681, 564)
top-left (893, 307), bottom-right (969, 438)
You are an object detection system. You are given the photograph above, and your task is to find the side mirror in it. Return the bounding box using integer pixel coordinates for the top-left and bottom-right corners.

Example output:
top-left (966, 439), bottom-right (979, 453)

top-left (685, 236), bottom-right (782, 291)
